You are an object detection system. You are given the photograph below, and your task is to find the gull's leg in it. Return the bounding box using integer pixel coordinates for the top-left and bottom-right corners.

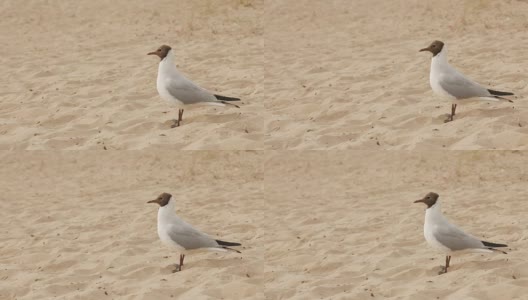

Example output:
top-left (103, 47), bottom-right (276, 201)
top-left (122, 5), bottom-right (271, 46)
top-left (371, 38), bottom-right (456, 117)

top-left (439, 255), bottom-right (451, 274)
top-left (178, 109), bottom-right (184, 126)
top-left (445, 104), bottom-right (457, 123)
top-left (171, 109), bottom-right (184, 128)
top-left (179, 254), bottom-right (185, 271)
top-left (172, 254), bottom-right (186, 273)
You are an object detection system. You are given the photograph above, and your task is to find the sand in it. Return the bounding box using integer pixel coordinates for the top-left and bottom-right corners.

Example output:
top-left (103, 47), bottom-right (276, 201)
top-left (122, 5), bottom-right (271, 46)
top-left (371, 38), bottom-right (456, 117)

top-left (263, 151), bottom-right (528, 299)
top-left (0, 0), bottom-right (263, 150)
top-left (1, 151), bottom-right (527, 299)
top-left (1, 0), bottom-right (528, 299)
top-left (263, 0), bottom-right (528, 150)
top-left (0, 151), bottom-right (264, 299)
top-left (1, 0), bottom-right (527, 149)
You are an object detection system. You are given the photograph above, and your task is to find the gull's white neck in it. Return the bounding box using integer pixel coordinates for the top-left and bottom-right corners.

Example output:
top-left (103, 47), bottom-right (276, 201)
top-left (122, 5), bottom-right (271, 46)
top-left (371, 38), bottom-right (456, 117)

top-left (425, 201), bottom-right (443, 220)
top-left (158, 200), bottom-right (176, 222)
top-left (163, 50), bottom-right (175, 64)
top-left (158, 50), bottom-right (177, 73)
top-left (431, 46), bottom-right (449, 68)
top-left (424, 201), bottom-right (451, 231)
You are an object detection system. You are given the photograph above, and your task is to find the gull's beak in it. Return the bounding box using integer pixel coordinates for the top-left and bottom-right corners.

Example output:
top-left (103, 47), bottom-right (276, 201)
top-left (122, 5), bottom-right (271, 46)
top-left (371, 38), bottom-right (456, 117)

top-left (414, 199), bottom-right (425, 203)
top-left (147, 199), bottom-right (158, 204)
top-left (419, 47), bottom-right (429, 52)
top-left (147, 51), bottom-right (156, 56)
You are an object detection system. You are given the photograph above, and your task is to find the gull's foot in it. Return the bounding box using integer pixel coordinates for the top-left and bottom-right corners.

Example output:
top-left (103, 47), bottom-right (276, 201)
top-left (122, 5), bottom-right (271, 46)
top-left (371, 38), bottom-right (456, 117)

top-left (438, 266), bottom-right (448, 275)
top-left (170, 119), bottom-right (180, 128)
top-left (443, 117), bottom-right (453, 123)
top-left (171, 264), bottom-right (182, 273)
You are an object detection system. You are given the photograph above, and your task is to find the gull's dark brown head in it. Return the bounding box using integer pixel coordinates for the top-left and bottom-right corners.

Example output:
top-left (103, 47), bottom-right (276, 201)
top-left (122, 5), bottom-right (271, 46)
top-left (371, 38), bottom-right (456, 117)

top-left (147, 192), bottom-right (172, 207)
top-left (419, 40), bottom-right (444, 57)
top-left (147, 45), bottom-right (172, 60)
top-left (414, 192), bottom-right (439, 208)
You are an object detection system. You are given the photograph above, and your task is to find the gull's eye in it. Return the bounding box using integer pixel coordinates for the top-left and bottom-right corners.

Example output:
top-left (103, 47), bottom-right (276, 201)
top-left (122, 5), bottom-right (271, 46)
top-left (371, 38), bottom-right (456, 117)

top-left (158, 49), bottom-right (161, 52)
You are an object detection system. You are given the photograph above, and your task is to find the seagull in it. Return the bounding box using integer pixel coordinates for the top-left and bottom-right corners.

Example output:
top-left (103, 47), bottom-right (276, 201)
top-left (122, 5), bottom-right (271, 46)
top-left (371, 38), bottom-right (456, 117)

top-left (148, 45), bottom-right (241, 127)
top-left (414, 192), bottom-right (507, 274)
top-left (420, 40), bottom-right (514, 122)
top-left (148, 192), bottom-right (241, 272)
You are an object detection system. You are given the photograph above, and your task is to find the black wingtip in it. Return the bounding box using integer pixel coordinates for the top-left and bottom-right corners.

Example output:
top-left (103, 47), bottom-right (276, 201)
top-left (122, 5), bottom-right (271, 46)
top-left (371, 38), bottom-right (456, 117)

top-left (482, 240), bottom-right (507, 248)
top-left (488, 89), bottom-right (514, 96)
top-left (214, 94), bottom-right (241, 102)
top-left (217, 239), bottom-right (241, 254)
top-left (216, 239), bottom-right (241, 247)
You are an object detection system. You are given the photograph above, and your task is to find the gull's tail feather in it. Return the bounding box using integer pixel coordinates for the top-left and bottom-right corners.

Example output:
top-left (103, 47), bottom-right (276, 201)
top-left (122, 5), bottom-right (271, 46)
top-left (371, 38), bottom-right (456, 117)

top-left (214, 94), bottom-right (240, 102)
top-left (220, 101), bottom-right (240, 108)
top-left (221, 246), bottom-right (241, 253)
top-left (488, 89), bottom-right (514, 102)
top-left (207, 102), bottom-right (226, 107)
top-left (489, 248), bottom-right (508, 254)
top-left (493, 96), bottom-right (514, 103)
top-left (206, 101), bottom-right (240, 108)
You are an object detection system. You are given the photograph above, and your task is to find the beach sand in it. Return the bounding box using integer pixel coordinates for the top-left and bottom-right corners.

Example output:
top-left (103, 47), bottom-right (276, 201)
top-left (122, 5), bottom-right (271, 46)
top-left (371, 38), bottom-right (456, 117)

top-left (0, 0), bottom-right (263, 150)
top-left (1, 0), bottom-right (528, 299)
top-left (264, 0), bottom-right (528, 149)
top-left (0, 151), bottom-right (264, 299)
top-left (263, 151), bottom-right (527, 299)
top-left (1, 151), bottom-right (527, 299)
top-left (1, 0), bottom-right (527, 150)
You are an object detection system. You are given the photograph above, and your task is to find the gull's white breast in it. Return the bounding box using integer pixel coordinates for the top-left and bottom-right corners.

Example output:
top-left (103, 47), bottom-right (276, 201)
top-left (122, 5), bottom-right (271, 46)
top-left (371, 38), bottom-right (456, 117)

top-left (430, 57), bottom-right (456, 100)
top-left (157, 208), bottom-right (185, 251)
top-left (156, 60), bottom-right (184, 106)
top-left (423, 208), bottom-right (451, 253)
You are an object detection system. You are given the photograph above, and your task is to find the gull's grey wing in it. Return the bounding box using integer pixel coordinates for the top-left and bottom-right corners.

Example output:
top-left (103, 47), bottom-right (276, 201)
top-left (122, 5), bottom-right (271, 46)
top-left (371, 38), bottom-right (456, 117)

top-left (164, 75), bottom-right (218, 105)
top-left (433, 225), bottom-right (484, 251)
top-left (166, 223), bottom-right (219, 250)
top-left (438, 70), bottom-right (492, 99)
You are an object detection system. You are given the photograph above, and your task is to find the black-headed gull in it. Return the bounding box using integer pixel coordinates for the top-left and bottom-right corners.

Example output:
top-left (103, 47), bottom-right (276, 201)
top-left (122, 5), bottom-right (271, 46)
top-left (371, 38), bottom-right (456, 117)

top-left (414, 192), bottom-right (507, 274)
top-left (148, 192), bottom-right (241, 272)
top-left (148, 45), bottom-right (241, 127)
top-left (420, 40), bottom-right (514, 122)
